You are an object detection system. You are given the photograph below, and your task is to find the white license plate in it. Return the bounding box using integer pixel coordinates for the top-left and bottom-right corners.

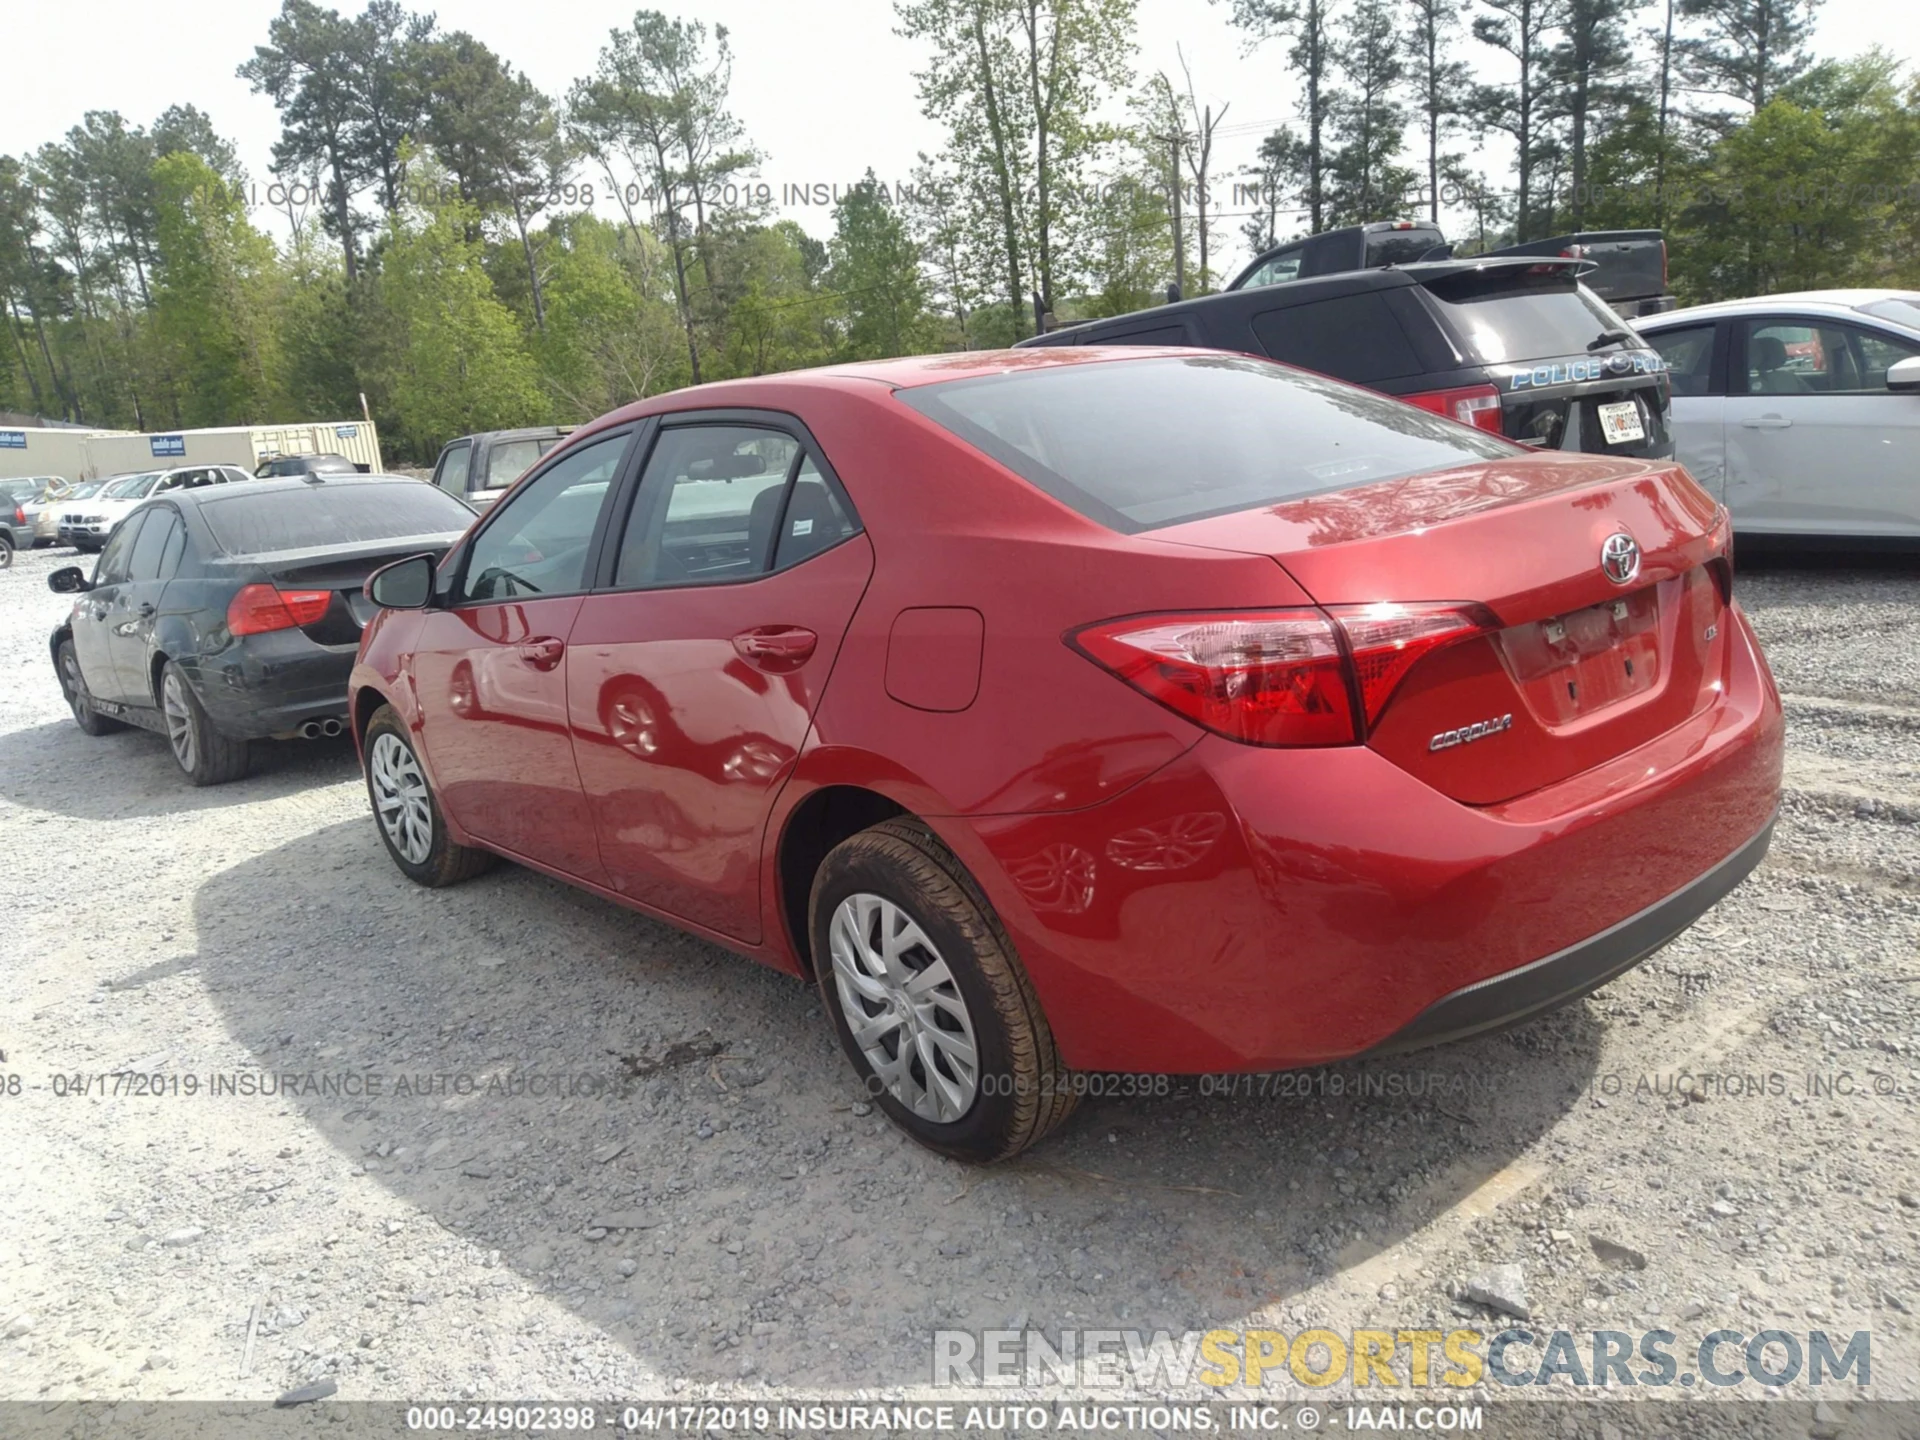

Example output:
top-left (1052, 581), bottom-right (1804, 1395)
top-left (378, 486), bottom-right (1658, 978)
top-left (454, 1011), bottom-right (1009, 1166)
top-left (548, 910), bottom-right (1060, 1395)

top-left (1598, 399), bottom-right (1645, 444)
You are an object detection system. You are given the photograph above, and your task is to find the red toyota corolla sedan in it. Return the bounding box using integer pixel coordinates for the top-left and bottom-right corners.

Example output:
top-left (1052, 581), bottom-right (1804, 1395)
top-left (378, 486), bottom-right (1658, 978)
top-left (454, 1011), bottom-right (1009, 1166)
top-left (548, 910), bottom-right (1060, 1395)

top-left (348, 348), bottom-right (1783, 1162)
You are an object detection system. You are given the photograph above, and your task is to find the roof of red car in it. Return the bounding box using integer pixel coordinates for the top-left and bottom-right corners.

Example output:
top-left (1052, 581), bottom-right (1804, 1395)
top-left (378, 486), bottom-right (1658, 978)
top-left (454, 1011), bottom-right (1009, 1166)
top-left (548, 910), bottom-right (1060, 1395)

top-left (590, 346), bottom-right (1188, 432)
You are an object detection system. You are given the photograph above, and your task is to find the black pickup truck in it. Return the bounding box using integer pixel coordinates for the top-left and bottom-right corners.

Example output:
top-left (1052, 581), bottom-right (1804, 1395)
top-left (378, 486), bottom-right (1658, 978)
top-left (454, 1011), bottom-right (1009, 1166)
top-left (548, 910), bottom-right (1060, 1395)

top-left (1228, 222), bottom-right (1676, 319)
top-left (1017, 255), bottom-right (1675, 461)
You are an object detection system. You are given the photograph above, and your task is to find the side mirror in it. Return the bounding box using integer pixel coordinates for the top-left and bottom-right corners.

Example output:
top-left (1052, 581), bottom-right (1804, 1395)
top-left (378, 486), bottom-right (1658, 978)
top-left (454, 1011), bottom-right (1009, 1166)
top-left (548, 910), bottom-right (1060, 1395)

top-left (366, 553), bottom-right (436, 609)
top-left (48, 566), bottom-right (89, 594)
top-left (1887, 356), bottom-right (1920, 393)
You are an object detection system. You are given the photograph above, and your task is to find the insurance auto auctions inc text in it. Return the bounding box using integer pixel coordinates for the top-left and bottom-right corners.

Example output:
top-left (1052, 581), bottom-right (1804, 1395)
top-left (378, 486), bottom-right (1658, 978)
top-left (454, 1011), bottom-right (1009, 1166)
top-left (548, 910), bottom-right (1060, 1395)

top-left (931, 1326), bottom-right (1870, 1391)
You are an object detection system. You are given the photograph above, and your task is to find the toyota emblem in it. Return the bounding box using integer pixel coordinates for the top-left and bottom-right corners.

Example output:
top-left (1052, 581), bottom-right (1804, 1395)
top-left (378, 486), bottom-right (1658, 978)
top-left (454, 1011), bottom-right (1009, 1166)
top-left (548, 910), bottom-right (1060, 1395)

top-left (1600, 531), bottom-right (1641, 585)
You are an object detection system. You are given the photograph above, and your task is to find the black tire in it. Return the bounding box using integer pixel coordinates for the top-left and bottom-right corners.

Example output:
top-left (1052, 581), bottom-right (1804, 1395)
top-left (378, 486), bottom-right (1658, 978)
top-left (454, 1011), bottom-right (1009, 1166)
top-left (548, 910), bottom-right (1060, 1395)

top-left (0, 534), bottom-right (12, 568)
top-left (362, 703), bottom-right (495, 887)
top-left (809, 818), bottom-right (1078, 1163)
top-left (159, 661), bottom-right (250, 785)
top-left (56, 638), bottom-right (125, 736)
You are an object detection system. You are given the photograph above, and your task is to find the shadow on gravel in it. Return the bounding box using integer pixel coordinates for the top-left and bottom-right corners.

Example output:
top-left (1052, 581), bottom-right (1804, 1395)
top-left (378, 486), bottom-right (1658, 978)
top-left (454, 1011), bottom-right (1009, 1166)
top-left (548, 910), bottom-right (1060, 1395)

top-left (3, 718), bottom-right (359, 820)
top-left (192, 818), bottom-right (1602, 1390)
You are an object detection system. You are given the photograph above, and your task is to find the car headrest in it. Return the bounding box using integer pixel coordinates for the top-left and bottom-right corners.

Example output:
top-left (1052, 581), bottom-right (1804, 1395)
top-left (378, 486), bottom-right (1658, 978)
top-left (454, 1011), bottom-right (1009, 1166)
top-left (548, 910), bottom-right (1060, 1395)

top-left (1753, 335), bottom-right (1789, 370)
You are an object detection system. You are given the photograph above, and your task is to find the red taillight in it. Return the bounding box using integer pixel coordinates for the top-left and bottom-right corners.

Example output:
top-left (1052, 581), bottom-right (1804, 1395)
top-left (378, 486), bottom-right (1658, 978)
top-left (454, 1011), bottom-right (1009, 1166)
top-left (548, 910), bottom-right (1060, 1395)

top-left (227, 583), bottom-right (333, 636)
top-left (11, 506), bottom-right (22, 525)
top-left (1070, 604), bottom-right (1494, 746)
top-left (1070, 611), bottom-right (1356, 746)
top-left (1403, 383), bottom-right (1505, 433)
top-left (1325, 603), bottom-right (1496, 725)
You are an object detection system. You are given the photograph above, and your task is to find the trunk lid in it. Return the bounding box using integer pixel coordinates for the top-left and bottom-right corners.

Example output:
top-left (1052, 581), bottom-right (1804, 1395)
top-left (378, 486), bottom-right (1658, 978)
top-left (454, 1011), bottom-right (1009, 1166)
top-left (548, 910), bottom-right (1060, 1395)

top-left (1152, 456), bottom-right (1733, 804)
top-left (216, 537), bottom-right (457, 646)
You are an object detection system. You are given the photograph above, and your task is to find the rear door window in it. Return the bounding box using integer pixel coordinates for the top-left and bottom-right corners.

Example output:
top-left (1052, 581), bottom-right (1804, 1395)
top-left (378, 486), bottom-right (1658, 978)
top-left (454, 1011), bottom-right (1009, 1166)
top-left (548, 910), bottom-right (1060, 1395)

top-left (899, 354), bottom-right (1518, 534)
top-left (613, 426), bottom-right (800, 587)
top-left (127, 508), bottom-right (179, 581)
top-left (1421, 271), bottom-right (1630, 364)
top-left (1251, 292), bottom-right (1423, 382)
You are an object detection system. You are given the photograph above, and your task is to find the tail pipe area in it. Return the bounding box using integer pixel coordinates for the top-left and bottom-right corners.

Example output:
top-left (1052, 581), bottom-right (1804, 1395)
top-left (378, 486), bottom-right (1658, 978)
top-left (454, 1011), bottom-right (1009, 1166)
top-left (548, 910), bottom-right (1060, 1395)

top-left (298, 718), bottom-right (346, 739)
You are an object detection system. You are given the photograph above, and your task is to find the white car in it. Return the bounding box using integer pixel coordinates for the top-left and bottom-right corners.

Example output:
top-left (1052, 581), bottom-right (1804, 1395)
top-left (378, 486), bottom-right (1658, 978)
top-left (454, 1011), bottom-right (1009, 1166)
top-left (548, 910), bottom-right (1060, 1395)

top-left (7, 476), bottom-right (69, 547)
top-left (59, 465), bottom-right (254, 551)
top-left (1635, 290), bottom-right (1920, 543)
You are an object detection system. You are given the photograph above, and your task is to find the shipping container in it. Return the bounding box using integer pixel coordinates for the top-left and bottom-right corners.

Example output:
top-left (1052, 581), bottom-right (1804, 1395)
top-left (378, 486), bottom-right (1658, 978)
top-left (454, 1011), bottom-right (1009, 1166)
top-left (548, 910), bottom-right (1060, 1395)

top-left (0, 426), bottom-right (134, 484)
top-left (79, 421), bottom-right (383, 478)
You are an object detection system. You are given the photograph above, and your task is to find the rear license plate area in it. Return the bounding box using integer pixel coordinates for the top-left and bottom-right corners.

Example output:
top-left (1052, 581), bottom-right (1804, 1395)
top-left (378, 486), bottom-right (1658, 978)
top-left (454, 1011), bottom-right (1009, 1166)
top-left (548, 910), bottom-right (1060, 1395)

top-left (1496, 588), bottom-right (1660, 725)
top-left (1597, 399), bottom-right (1645, 444)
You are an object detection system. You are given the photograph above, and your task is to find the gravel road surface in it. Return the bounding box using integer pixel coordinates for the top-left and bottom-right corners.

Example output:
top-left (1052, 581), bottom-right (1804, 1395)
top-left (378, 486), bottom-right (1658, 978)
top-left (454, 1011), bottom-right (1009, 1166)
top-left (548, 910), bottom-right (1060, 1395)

top-left (2, 541), bottom-right (1915, 1420)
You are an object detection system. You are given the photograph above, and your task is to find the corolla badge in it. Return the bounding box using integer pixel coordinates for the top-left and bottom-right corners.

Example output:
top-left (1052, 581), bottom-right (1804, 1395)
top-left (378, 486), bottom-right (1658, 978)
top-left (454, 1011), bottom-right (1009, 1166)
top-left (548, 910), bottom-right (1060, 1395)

top-left (1601, 531), bottom-right (1642, 585)
top-left (1429, 714), bottom-right (1513, 752)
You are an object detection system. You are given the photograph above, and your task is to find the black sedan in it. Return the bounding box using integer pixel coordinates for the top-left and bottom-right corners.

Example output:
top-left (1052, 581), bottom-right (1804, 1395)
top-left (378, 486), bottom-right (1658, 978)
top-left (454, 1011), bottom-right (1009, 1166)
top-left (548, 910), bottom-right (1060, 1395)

top-left (48, 473), bottom-right (474, 785)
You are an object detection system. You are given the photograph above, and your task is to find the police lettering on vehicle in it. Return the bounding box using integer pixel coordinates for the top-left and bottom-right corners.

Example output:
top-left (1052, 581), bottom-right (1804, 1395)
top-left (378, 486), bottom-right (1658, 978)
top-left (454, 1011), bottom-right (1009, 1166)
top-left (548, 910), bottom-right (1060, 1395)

top-left (1508, 351), bottom-right (1668, 390)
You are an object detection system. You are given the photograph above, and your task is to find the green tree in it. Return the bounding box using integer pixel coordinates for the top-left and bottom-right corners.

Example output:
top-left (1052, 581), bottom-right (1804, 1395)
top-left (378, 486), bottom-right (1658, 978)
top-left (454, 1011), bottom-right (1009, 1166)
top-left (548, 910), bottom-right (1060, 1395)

top-left (1326, 0), bottom-right (1414, 222)
top-left (897, 0), bottom-right (1136, 334)
top-left (368, 185), bottom-right (545, 457)
top-left (1228, 0), bottom-right (1337, 232)
top-left (538, 213), bottom-right (686, 414)
top-left (1471, 0), bottom-right (1567, 241)
top-left (826, 172), bottom-right (934, 358)
top-left (151, 153), bottom-right (285, 425)
top-left (1403, 0), bottom-right (1474, 221)
top-left (1675, 0), bottom-right (1820, 113)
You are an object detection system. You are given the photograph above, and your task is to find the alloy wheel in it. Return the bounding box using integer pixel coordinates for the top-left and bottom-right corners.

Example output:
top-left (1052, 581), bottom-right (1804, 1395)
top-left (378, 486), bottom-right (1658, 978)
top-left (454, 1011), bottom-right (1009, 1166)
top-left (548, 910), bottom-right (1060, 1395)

top-left (161, 670), bottom-right (196, 773)
top-left (828, 892), bottom-right (981, 1123)
top-left (369, 731), bottom-right (433, 866)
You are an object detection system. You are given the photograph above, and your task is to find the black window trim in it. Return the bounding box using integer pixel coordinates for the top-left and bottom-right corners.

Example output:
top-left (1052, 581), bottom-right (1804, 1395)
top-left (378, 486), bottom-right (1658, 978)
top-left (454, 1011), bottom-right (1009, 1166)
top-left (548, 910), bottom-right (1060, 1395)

top-left (444, 423), bottom-right (646, 610)
top-left (589, 406), bottom-right (864, 596)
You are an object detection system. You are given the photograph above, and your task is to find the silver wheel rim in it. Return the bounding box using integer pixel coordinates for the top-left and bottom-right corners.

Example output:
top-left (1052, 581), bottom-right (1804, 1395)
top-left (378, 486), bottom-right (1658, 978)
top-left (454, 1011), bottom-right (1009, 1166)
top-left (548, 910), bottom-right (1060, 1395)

top-left (369, 731), bottom-right (433, 866)
top-left (829, 893), bottom-right (980, 1123)
top-left (161, 670), bottom-right (196, 772)
top-left (61, 648), bottom-right (89, 721)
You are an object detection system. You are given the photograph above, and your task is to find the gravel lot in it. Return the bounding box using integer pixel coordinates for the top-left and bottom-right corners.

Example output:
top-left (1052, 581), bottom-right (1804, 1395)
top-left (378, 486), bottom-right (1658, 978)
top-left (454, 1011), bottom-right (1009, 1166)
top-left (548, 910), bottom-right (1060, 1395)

top-left (1, 539), bottom-right (1915, 1419)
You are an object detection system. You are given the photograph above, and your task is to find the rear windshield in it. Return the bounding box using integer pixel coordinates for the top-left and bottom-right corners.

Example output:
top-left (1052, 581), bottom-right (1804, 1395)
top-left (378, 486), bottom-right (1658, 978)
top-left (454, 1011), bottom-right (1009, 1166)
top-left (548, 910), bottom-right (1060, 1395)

top-left (199, 482), bottom-right (473, 555)
top-left (1364, 230), bottom-right (1444, 266)
top-left (898, 354), bottom-right (1519, 534)
top-left (1422, 272), bottom-right (1631, 365)
top-left (1860, 298), bottom-right (1920, 330)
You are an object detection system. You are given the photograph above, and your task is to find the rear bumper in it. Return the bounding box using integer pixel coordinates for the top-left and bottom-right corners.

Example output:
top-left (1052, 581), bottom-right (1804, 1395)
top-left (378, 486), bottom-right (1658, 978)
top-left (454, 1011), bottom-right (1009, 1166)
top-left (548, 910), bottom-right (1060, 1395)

top-left (1362, 812), bottom-right (1773, 1056)
top-left (184, 632), bottom-right (356, 740)
top-left (957, 604), bottom-right (1784, 1073)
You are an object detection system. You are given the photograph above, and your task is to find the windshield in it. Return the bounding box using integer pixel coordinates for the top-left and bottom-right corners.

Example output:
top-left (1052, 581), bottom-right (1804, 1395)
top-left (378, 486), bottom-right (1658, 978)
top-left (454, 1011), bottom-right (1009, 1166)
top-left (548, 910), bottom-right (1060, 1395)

top-left (899, 354), bottom-right (1519, 534)
top-left (200, 481), bottom-right (474, 555)
top-left (102, 472), bottom-right (160, 500)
